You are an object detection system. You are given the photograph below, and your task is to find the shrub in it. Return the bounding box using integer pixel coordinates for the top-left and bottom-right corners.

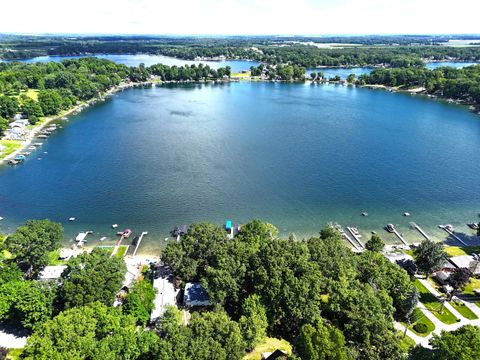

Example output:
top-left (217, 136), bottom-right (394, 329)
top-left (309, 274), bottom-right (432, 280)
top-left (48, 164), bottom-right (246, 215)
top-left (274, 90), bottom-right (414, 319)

top-left (413, 322), bottom-right (428, 334)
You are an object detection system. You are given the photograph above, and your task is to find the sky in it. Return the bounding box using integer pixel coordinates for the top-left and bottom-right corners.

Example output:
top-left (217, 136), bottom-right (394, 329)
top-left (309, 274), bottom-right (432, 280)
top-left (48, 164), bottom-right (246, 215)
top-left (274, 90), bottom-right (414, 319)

top-left (1, 0), bottom-right (479, 35)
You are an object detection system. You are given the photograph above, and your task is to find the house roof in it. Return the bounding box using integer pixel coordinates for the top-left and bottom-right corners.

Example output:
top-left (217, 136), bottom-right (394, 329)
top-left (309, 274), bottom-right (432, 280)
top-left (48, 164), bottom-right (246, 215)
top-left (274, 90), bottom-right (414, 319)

top-left (449, 255), bottom-right (474, 269)
top-left (39, 265), bottom-right (67, 279)
top-left (184, 282), bottom-right (210, 306)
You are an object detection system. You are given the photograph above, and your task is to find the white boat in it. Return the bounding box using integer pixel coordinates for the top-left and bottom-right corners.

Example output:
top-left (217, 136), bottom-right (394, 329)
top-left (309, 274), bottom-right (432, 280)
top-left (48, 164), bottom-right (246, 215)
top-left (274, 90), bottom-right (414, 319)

top-left (404, 212), bottom-right (411, 217)
top-left (112, 224), bottom-right (118, 228)
top-left (0, 217), bottom-right (3, 221)
top-left (100, 237), bottom-right (107, 241)
top-left (69, 217), bottom-right (76, 221)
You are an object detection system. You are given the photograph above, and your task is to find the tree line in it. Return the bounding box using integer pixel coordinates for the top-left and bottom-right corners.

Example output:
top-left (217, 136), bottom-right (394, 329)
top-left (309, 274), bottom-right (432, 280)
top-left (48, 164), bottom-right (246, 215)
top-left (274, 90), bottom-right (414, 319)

top-left (358, 64), bottom-right (480, 106)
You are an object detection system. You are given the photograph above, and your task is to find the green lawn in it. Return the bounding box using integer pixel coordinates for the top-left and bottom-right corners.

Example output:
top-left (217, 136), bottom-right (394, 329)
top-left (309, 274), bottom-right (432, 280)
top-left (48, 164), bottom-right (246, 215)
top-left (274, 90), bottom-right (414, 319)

top-left (398, 332), bottom-right (416, 352)
top-left (0, 140), bottom-right (22, 159)
top-left (449, 300), bottom-right (478, 320)
top-left (403, 308), bottom-right (435, 337)
top-left (414, 279), bottom-right (458, 324)
top-left (444, 246), bottom-right (480, 257)
top-left (115, 245), bottom-right (129, 258)
top-left (243, 337), bottom-right (292, 360)
top-left (47, 249), bottom-right (69, 266)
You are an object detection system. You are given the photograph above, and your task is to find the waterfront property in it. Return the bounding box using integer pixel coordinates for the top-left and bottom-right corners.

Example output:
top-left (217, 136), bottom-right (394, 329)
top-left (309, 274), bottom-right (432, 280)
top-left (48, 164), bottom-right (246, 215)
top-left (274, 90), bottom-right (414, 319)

top-left (0, 83), bottom-right (479, 252)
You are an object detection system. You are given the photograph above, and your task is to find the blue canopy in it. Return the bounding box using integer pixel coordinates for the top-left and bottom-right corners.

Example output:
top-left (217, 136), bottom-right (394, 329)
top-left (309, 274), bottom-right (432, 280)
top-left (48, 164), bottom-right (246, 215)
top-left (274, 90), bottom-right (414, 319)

top-left (225, 220), bottom-right (232, 230)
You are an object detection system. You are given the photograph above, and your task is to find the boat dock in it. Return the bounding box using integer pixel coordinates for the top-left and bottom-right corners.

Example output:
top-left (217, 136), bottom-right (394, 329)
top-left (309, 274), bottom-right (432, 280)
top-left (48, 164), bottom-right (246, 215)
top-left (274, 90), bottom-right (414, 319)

top-left (75, 231), bottom-right (92, 246)
top-left (346, 226), bottom-right (365, 249)
top-left (132, 231), bottom-right (148, 257)
top-left (387, 225), bottom-right (409, 246)
top-left (439, 225), bottom-right (467, 246)
top-left (410, 222), bottom-right (431, 241)
top-left (333, 223), bottom-right (362, 251)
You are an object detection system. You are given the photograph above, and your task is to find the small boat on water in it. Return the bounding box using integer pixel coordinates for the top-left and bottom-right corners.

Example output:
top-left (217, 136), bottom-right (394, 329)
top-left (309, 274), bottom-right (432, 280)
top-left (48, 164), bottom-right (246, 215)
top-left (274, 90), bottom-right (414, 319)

top-left (404, 212), bottom-right (411, 217)
top-left (350, 227), bottom-right (361, 236)
top-left (33, 142), bottom-right (43, 147)
top-left (61, 117), bottom-right (68, 120)
top-left (467, 223), bottom-right (479, 230)
top-left (37, 134), bottom-right (48, 139)
top-left (28, 146), bottom-right (36, 150)
top-left (0, 217), bottom-right (3, 221)
top-left (23, 152), bottom-right (31, 156)
top-left (361, 212), bottom-right (368, 217)
top-left (386, 224), bottom-right (395, 233)
top-left (100, 237), bottom-right (107, 241)
top-left (112, 224), bottom-right (118, 228)
top-left (69, 217), bottom-right (76, 221)
top-left (117, 229), bottom-right (132, 238)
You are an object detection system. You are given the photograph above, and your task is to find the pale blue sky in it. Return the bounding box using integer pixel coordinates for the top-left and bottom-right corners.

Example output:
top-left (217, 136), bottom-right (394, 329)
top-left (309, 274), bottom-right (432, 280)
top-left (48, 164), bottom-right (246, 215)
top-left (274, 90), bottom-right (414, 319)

top-left (2, 0), bottom-right (479, 35)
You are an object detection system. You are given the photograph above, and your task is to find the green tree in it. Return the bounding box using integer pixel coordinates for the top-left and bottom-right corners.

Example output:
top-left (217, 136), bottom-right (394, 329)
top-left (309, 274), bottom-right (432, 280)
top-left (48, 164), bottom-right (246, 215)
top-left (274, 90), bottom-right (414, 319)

top-left (21, 98), bottom-right (44, 119)
top-left (346, 74), bottom-right (356, 83)
top-left (238, 294), bottom-right (268, 350)
top-left (123, 279), bottom-right (156, 325)
top-left (4, 219), bottom-right (63, 278)
top-left (13, 280), bottom-right (57, 330)
top-left (59, 248), bottom-right (126, 309)
top-left (429, 325), bottom-right (480, 360)
top-left (448, 268), bottom-right (471, 296)
top-left (414, 240), bottom-right (448, 278)
top-left (295, 320), bottom-right (348, 360)
top-left (0, 116), bottom-right (8, 136)
top-left (22, 302), bottom-right (158, 360)
top-left (38, 89), bottom-right (63, 115)
top-left (0, 95), bottom-right (19, 118)
top-left (365, 234), bottom-right (385, 252)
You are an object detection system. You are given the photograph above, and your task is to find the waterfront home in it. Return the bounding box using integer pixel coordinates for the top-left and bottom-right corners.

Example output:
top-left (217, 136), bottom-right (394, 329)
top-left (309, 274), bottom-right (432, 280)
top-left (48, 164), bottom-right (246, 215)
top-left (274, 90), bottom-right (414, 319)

top-left (150, 276), bottom-right (178, 323)
top-left (184, 282), bottom-right (210, 308)
top-left (39, 265), bottom-right (67, 280)
top-left (448, 255), bottom-right (480, 275)
top-left (261, 349), bottom-right (288, 360)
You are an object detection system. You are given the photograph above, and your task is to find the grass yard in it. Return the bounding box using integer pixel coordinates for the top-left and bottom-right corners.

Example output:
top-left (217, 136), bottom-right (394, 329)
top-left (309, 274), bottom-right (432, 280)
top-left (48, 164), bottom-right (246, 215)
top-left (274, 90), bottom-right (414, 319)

top-left (403, 308), bottom-right (435, 337)
top-left (414, 279), bottom-right (458, 324)
top-left (399, 332), bottom-right (416, 352)
top-left (231, 71), bottom-right (251, 79)
top-left (444, 246), bottom-right (480, 257)
top-left (243, 337), bottom-right (292, 360)
top-left (449, 300), bottom-right (478, 320)
top-left (0, 140), bottom-right (22, 159)
top-left (115, 245), bottom-right (129, 258)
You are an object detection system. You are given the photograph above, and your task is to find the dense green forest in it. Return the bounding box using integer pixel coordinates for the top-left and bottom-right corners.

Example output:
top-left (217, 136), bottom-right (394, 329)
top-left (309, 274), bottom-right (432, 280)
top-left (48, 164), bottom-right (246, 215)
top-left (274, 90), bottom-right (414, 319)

top-left (2, 35), bottom-right (480, 68)
top-left (0, 219), bottom-right (479, 359)
top-left (359, 64), bottom-right (480, 106)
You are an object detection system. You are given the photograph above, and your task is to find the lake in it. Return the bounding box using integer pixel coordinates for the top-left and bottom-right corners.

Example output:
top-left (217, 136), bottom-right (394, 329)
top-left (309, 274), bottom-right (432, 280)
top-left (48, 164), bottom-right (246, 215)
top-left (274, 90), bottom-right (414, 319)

top-left (0, 82), bottom-right (479, 254)
top-left (5, 54), bottom-right (260, 74)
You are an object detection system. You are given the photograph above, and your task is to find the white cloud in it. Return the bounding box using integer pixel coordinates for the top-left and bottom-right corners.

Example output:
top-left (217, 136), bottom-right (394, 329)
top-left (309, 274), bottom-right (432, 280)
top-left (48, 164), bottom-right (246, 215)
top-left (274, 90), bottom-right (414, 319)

top-left (1, 0), bottom-right (479, 35)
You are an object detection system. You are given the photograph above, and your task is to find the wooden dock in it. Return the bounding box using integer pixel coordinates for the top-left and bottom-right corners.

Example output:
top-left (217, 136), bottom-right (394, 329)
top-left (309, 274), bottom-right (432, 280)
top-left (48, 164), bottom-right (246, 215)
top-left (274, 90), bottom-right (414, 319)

top-left (132, 231), bottom-right (148, 257)
top-left (346, 227), bottom-right (365, 249)
top-left (342, 231), bottom-right (362, 251)
top-left (410, 222), bottom-right (431, 241)
top-left (392, 228), bottom-right (409, 246)
top-left (439, 225), bottom-right (467, 246)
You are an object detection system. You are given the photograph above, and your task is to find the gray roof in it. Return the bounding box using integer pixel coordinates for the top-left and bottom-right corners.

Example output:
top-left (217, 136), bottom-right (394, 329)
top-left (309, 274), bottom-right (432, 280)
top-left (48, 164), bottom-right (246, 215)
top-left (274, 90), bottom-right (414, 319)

top-left (184, 282), bottom-right (210, 307)
top-left (448, 255), bottom-right (474, 269)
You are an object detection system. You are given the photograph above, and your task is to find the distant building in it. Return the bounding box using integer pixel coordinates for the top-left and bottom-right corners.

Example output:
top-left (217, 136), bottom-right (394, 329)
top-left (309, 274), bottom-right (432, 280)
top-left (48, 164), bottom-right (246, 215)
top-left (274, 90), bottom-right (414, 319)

top-left (261, 349), bottom-right (288, 360)
top-left (150, 276), bottom-right (178, 322)
top-left (184, 282), bottom-right (210, 308)
top-left (39, 265), bottom-right (67, 280)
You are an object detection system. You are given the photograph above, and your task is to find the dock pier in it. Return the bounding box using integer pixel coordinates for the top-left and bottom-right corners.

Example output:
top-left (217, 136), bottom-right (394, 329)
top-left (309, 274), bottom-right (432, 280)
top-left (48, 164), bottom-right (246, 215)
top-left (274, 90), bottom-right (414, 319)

top-left (346, 227), bottom-right (365, 249)
top-left (342, 231), bottom-right (361, 251)
top-left (439, 225), bottom-right (467, 246)
top-left (392, 228), bottom-right (409, 246)
top-left (111, 235), bottom-right (125, 256)
top-left (410, 222), bottom-right (431, 241)
top-left (132, 231), bottom-right (148, 257)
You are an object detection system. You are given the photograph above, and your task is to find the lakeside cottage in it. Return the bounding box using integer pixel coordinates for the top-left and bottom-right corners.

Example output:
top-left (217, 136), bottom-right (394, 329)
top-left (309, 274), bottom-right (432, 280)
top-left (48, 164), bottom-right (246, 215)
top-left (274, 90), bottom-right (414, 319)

top-left (39, 265), bottom-right (67, 280)
top-left (184, 282), bottom-right (210, 308)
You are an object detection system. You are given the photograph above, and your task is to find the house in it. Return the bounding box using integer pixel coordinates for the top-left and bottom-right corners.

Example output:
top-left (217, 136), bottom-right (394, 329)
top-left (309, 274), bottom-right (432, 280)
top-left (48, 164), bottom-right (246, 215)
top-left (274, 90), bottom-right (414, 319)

top-left (433, 270), bottom-right (451, 284)
top-left (150, 276), bottom-right (179, 323)
top-left (449, 255), bottom-right (480, 275)
top-left (184, 282), bottom-right (210, 308)
top-left (39, 265), bottom-right (67, 280)
top-left (261, 349), bottom-right (288, 360)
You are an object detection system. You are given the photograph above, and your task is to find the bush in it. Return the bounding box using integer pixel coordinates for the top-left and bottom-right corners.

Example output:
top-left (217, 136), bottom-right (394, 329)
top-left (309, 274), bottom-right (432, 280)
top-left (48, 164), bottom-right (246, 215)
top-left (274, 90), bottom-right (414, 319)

top-left (0, 346), bottom-right (7, 360)
top-left (413, 322), bottom-right (428, 334)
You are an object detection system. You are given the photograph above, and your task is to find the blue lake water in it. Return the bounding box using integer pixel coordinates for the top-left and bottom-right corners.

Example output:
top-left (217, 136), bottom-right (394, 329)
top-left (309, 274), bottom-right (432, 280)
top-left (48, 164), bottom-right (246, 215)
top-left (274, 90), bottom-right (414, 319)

top-left (5, 54), bottom-right (260, 73)
top-left (1, 82), bottom-right (479, 254)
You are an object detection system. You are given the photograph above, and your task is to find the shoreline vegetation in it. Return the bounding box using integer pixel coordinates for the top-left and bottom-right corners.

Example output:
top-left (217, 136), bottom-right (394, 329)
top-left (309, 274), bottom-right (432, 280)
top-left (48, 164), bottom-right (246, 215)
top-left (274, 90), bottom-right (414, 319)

top-left (1, 58), bottom-right (480, 162)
